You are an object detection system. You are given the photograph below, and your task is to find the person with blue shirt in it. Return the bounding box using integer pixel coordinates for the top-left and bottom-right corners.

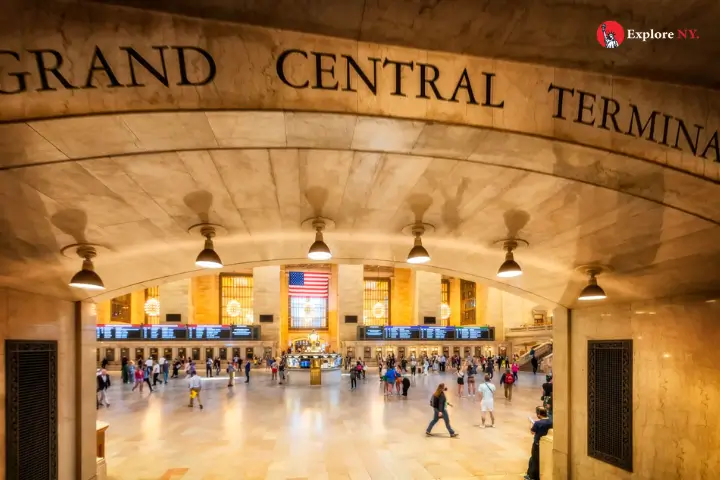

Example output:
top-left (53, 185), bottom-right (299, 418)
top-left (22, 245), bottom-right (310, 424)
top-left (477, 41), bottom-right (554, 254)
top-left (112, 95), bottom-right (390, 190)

top-left (384, 364), bottom-right (396, 396)
top-left (525, 406), bottom-right (553, 480)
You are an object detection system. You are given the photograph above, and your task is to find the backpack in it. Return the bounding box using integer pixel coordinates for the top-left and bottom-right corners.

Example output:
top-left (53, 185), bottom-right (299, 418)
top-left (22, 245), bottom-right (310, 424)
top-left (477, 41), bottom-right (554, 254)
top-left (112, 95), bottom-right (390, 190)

top-left (470, 364), bottom-right (477, 375)
top-left (504, 372), bottom-right (515, 385)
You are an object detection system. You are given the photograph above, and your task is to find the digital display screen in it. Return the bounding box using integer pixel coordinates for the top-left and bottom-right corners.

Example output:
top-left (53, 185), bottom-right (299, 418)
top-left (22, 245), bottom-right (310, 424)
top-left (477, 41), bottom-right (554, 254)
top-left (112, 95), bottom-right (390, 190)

top-left (143, 325), bottom-right (187, 340)
top-left (422, 327), bottom-right (456, 340)
top-left (188, 326), bottom-right (231, 340)
top-left (455, 327), bottom-right (491, 340)
top-left (363, 326), bottom-right (384, 340)
top-left (230, 326), bottom-right (256, 339)
top-left (385, 326), bottom-right (420, 340)
top-left (96, 325), bottom-right (143, 341)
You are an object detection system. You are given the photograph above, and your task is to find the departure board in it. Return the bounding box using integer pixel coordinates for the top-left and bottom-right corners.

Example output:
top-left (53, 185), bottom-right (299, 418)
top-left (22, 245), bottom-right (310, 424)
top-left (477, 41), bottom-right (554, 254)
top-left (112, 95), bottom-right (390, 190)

top-left (455, 326), bottom-right (492, 340)
top-left (230, 326), bottom-right (257, 339)
top-left (143, 325), bottom-right (187, 340)
top-left (188, 325), bottom-right (231, 340)
top-left (96, 325), bottom-right (143, 341)
top-left (421, 326), bottom-right (456, 340)
top-left (363, 326), bottom-right (384, 340)
top-left (385, 326), bottom-right (421, 340)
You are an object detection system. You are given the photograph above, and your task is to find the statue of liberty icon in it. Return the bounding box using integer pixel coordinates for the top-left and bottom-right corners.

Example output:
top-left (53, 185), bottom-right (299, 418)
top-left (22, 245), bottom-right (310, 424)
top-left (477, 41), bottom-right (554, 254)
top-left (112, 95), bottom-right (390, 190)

top-left (601, 24), bottom-right (620, 48)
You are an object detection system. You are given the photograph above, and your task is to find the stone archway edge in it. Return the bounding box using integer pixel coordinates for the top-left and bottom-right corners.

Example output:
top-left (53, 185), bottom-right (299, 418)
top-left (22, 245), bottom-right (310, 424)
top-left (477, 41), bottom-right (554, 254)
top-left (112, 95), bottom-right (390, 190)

top-left (2, 111), bottom-right (718, 224)
top-left (0, 3), bottom-right (718, 180)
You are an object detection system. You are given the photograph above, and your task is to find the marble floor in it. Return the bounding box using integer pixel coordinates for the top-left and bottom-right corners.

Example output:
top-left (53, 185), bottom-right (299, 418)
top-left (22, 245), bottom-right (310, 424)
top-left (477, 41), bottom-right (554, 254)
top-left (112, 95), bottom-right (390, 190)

top-left (98, 369), bottom-right (548, 480)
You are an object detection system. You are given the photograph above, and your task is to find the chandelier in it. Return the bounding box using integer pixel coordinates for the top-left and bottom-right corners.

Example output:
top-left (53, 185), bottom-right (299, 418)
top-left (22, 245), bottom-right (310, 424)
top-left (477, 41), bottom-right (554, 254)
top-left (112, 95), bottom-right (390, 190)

top-left (373, 302), bottom-right (385, 319)
top-left (144, 297), bottom-right (160, 317)
top-left (226, 299), bottom-right (241, 317)
top-left (440, 303), bottom-right (451, 320)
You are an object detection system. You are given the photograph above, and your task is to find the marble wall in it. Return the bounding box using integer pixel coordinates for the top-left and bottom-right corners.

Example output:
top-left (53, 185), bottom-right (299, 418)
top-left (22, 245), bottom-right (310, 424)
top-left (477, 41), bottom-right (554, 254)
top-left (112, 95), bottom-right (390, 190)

top-left (337, 265), bottom-right (363, 343)
top-left (159, 279), bottom-right (191, 323)
top-left (191, 275), bottom-right (219, 324)
top-left (0, 287), bottom-right (90, 480)
top-left (252, 266), bottom-right (281, 343)
top-left (567, 295), bottom-right (720, 478)
top-left (413, 270), bottom-right (441, 324)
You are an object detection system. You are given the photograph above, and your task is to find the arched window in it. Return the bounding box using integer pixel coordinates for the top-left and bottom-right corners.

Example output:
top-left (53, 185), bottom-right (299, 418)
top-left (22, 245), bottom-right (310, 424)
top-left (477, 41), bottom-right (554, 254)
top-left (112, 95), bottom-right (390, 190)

top-left (220, 274), bottom-right (254, 325)
top-left (363, 278), bottom-right (390, 326)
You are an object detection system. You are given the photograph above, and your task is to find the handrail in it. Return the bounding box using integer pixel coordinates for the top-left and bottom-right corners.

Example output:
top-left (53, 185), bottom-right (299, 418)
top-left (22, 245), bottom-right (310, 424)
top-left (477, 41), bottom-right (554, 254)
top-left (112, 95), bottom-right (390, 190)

top-left (507, 324), bottom-right (553, 332)
top-left (516, 340), bottom-right (553, 366)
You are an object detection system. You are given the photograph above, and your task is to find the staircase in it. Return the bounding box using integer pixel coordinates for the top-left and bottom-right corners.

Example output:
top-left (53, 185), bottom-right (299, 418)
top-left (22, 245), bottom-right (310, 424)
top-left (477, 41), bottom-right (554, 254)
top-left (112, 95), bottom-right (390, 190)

top-left (517, 340), bottom-right (553, 372)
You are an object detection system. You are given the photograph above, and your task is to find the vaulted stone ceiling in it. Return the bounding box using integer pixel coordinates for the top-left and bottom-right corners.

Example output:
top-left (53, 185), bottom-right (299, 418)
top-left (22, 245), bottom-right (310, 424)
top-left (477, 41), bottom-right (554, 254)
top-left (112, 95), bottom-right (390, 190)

top-left (1, 111), bottom-right (719, 307)
top-left (82, 0), bottom-right (720, 88)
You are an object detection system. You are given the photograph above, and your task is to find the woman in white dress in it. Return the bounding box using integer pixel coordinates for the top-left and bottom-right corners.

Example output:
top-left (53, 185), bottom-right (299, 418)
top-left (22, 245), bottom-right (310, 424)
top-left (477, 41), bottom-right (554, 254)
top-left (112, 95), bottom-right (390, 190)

top-left (478, 374), bottom-right (496, 428)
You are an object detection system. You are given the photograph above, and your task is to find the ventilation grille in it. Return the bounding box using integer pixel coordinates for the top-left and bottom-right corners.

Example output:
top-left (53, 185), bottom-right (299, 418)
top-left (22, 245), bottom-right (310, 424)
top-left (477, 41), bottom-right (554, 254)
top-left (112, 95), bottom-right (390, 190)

top-left (588, 340), bottom-right (633, 472)
top-left (5, 340), bottom-right (58, 480)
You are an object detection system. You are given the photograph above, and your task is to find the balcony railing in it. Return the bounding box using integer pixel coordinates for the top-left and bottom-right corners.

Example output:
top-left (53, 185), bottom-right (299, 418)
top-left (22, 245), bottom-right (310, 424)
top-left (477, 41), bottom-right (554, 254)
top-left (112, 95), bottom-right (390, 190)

top-left (505, 324), bottom-right (553, 337)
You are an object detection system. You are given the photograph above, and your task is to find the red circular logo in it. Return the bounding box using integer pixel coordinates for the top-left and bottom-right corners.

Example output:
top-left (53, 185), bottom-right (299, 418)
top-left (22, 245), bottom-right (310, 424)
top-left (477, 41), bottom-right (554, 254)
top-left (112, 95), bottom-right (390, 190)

top-left (597, 21), bottom-right (625, 48)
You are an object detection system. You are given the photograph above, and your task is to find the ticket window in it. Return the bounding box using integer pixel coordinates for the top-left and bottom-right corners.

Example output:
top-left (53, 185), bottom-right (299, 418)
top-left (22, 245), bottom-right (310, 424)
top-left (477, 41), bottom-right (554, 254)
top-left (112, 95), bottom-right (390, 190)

top-left (453, 347), bottom-right (460, 357)
top-left (347, 347), bottom-right (355, 358)
top-left (474, 347), bottom-right (482, 358)
top-left (442, 346), bottom-right (450, 357)
top-left (420, 349), bottom-right (427, 357)
top-left (364, 347), bottom-right (371, 360)
top-left (375, 347), bottom-right (383, 358)
top-left (498, 346), bottom-right (508, 356)
top-left (205, 347), bottom-right (214, 360)
top-left (263, 347), bottom-right (272, 359)
top-left (232, 348), bottom-right (241, 361)
top-left (409, 348), bottom-right (416, 357)
top-left (120, 348), bottom-right (130, 361)
top-left (219, 348), bottom-right (227, 361)
top-left (105, 348), bottom-right (116, 362)
top-left (134, 348), bottom-right (145, 360)
top-left (431, 347), bottom-right (439, 356)
top-left (398, 347), bottom-right (406, 358)
top-left (96, 349), bottom-right (100, 362)
top-left (163, 348), bottom-right (173, 360)
top-left (149, 347), bottom-right (159, 361)
top-left (191, 348), bottom-right (200, 361)
top-left (177, 347), bottom-right (187, 360)
top-left (463, 346), bottom-right (471, 358)
top-left (245, 347), bottom-right (254, 360)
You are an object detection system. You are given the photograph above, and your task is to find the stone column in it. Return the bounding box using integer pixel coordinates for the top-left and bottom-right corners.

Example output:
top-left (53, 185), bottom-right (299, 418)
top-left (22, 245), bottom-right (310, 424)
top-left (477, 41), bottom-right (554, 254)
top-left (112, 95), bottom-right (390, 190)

top-left (486, 288), bottom-right (505, 341)
top-left (191, 275), bottom-right (219, 324)
top-left (391, 267), bottom-right (413, 325)
top-left (551, 306), bottom-right (570, 479)
top-left (130, 290), bottom-right (146, 324)
top-left (77, 301), bottom-right (98, 480)
top-left (414, 271), bottom-right (441, 324)
top-left (449, 278), bottom-right (461, 326)
top-left (337, 265), bottom-right (363, 351)
top-left (252, 266), bottom-right (281, 345)
top-left (327, 265), bottom-right (339, 352)
top-left (159, 279), bottom-right (191, 323)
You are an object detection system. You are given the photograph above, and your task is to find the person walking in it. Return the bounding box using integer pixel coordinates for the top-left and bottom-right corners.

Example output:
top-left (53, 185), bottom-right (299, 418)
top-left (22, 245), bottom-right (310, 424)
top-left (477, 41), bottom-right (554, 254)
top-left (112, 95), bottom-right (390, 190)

top-left (132, 362), bottom-right (144, 392)
top-left (162, 357), bottom-right (169, 384)
top-left (456, 365), bottom-right (465, 397)
top-left (279, 357), bottom-right (287, 384)
top-left (244, 358), bottom-right (251, 383)
top-left (478, 374), bottom-right (496, 428)
top-left (426, 383), bottom-right (458, 437)
top-left (524, 407), bottom-right (553, 480)
top-left (486, 357), bottom-right (494, 380)
top-left (466, 361), bottom-right (477, 397)
top-left (350, 365), bottom-right (358, 390)
top-left (531, 355), bottom-right (539, 375)
top-left (143, 362), bottom-right (154, 392)
top-left (410, 356), bottom-right (417, 376)
top-left (187, 371), bottom-right (204, 409)
top-left (512, 360), bottom-right (520, 382)
top-left (226, 361), bottom-right (235, 387)
top-left (206, 357), bottom-right (213, 378)
top-left (501, 368), bottom-right (515, 401)
top-left (401, 376), bottom-right (411, 397)
top-left (121, 357), bottom-right (129, 384)
top-left (271, 359), bottom-right (278, 381)
top-left (97, 369), bottom-right (111, 408)
top-left (152, 362), bottom-right (160, 386)
top-left (214, 357), bottom-right (221, 377)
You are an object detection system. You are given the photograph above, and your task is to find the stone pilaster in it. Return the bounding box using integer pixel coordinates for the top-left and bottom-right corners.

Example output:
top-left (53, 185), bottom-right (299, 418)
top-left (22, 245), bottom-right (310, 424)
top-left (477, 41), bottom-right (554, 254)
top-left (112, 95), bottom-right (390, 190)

top-left (337, 264), bottom-right (363, 349)
top-left (252, 266), bottom-right (281, 345)
top-left (159, 279), bottom-right (191, 323)
top-left (414, 271), bottom-right (441, 324)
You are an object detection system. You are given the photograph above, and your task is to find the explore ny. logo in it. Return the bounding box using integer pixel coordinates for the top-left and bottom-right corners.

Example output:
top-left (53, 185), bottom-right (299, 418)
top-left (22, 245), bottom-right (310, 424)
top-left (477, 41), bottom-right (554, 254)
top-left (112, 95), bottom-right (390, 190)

top-left (597, 21), bottom-right (700, 48)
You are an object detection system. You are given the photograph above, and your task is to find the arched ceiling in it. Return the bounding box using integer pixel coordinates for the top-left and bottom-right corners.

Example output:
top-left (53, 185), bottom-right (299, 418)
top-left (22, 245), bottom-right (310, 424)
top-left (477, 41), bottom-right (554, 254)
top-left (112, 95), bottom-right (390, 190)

top-left (1, 111), bottom-right (719, 307)
top-left (83, 0), bottom-right (720, 89)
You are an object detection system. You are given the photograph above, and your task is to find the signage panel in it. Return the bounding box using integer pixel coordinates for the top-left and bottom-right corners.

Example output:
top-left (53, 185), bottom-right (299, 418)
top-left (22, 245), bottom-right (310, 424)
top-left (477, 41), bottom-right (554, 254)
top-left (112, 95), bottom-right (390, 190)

top-left (143, 325), bottom-right (187, 340)
top-left (385, 326), bottom-right (420, 340)
top-left (455, 326), bottom-right (491, 340)
top-left (421, 326), bottom-right (456, 340)
top-left (363, 326), bottom-right (384, 340)
top-left (96, 325), bottom-right (143, 341)
top-left (230, 326), bottom-right (256, 339)
top-left (188, 325), bottom-right (231, 340)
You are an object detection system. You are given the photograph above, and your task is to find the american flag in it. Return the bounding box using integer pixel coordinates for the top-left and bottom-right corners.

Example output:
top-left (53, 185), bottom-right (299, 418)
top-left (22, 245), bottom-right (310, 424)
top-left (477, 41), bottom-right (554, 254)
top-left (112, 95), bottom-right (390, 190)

top-left (288, 271), bottom-right (329, 298)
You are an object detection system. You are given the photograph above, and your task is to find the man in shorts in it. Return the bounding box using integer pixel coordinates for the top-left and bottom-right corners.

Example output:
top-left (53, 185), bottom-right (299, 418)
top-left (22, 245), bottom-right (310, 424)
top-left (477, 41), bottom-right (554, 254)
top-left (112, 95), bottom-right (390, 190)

top-left (478, 374), bottom-right (496, 427)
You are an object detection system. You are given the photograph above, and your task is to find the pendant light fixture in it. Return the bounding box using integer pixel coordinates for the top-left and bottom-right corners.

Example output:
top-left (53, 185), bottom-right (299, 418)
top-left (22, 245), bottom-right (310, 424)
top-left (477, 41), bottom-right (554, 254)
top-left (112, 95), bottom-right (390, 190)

top-left (578, 267), bottom-right (608, 301)
top-left (406, 224), bottom-right (431, 264)
top-left (496, 239), bottom-right (528, 278)
top-left (307, 218), bottom-right (332, 261)
top-left (68, 245), bottom-right (105, 290)
top-left (193, 224), bottom-right (223, 269)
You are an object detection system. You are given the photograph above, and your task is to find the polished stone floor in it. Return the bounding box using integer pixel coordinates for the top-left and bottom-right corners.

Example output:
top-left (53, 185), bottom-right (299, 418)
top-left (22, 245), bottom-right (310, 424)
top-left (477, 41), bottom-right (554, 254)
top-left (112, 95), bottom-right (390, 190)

top-left (98, 369), bottom-right (548, 480)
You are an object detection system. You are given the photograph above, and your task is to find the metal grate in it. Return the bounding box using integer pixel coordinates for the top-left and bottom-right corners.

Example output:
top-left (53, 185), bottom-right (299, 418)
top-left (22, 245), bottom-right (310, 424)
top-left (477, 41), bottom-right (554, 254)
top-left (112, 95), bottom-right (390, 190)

top-left (220, 274), bottom-right (254, 325)
top-left (363, 278), bottom-right (390, 326)
top-left (588, 340), bottom-right (633, 472)
top-left (5, 340), bottom-right (58, 480)
top-left (460, 280), bottom-right (476, 325)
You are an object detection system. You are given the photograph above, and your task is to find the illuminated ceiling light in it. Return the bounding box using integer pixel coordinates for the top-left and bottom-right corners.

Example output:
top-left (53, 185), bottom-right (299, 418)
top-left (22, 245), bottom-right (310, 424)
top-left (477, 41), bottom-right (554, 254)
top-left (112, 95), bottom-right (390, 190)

top-left (226, 299), bottom-right (241, 317)
top-left (407, 224), bottom-right (430, 264)
top-left (440, 303), bottom-right (451, 320)
top-left (578, 268), bottom-right (607, 301)
top-left (497, 239), bottom-right (524, 278)
top-left (144, 297), bottom-right (160, 316)
top-left (194, 224), bottom-right (223, 269)
top-left (68, 245), bottom-right (105, 290)
top-left (307, 218), bottom-right (332, 261)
